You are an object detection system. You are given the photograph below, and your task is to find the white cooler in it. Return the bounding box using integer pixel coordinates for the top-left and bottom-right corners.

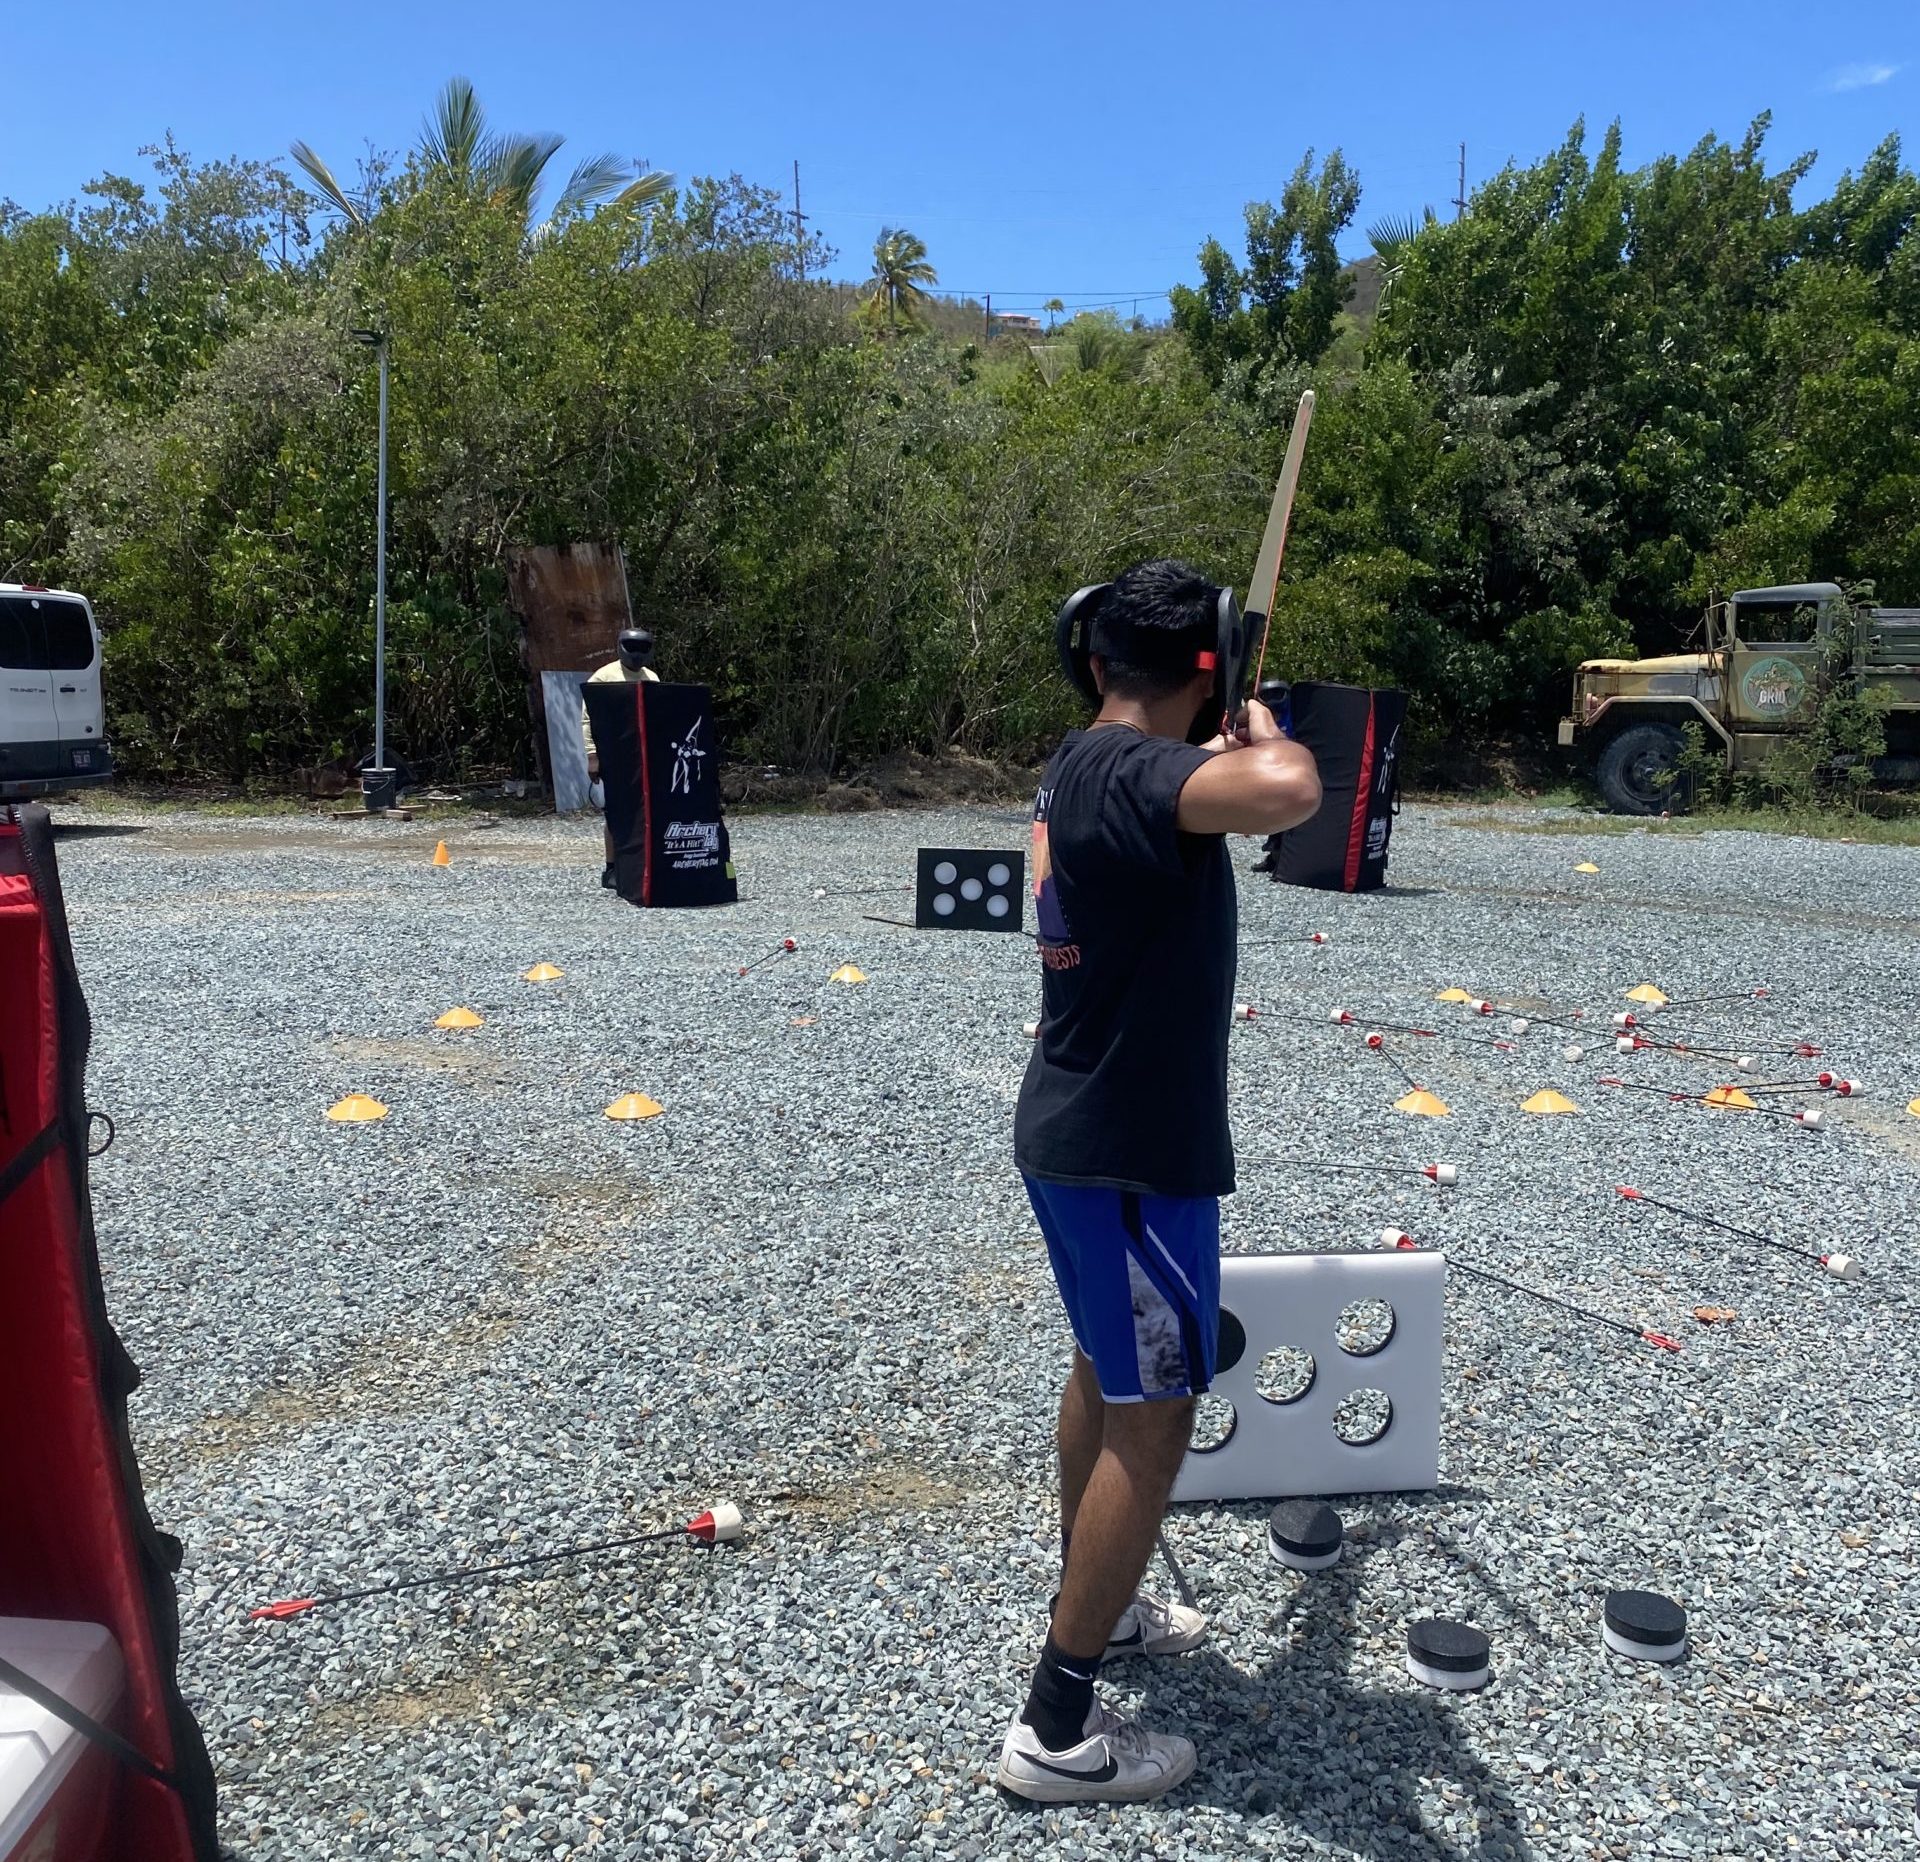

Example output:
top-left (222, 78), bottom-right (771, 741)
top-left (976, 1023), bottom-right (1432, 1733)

top-left (0, 1618), bottom-right (125, 1862)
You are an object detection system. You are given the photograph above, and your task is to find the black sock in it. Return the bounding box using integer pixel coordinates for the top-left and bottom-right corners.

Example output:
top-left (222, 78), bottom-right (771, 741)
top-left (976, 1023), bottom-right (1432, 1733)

top-left (1022, 1631), bottom-right (1100, 1752)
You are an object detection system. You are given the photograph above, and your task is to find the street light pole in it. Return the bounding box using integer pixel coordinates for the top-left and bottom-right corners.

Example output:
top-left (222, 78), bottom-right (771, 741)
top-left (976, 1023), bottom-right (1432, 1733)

top-left (350, 328), bottom-right (391, 807)
top-left (373, 338), bottom-right (388, 777)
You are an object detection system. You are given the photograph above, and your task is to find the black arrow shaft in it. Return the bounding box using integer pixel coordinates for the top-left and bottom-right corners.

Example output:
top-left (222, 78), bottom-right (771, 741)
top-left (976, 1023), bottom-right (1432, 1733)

top-left (1372, 1044), bottom-right (1423, 1092)
top-left (1272, 1158), bottom-right (1434, 1176)
top-left (1625, 1191), bottom-right (1816, 1261)
top-left (1451, 1258), bottom-right (1642, 1339)
top-left (312, 1525), bottom-right (687, 1608)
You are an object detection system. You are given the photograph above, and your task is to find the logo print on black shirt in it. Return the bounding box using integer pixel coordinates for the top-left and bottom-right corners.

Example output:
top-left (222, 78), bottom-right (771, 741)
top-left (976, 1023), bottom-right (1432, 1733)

top-left (1032, 799), bottom-right (1074, 948)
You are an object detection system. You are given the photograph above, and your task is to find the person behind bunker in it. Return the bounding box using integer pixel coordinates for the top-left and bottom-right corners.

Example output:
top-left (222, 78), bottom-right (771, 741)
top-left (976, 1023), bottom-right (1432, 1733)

top-left (582, 626), bottom-right (660, 888)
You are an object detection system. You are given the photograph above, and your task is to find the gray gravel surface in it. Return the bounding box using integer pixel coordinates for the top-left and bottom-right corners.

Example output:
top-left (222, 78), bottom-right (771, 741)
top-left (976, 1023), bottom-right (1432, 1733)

top-left (47, 799), bottom-right (1920, 1860)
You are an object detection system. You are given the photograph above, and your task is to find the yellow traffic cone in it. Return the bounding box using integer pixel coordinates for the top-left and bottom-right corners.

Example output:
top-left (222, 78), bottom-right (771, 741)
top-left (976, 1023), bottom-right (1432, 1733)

top-left (1573, 862), bottom-right (1600, 874)
top-left (522, 962), bottom-right (565, 983)
top-left (1907, 1097), bottom-right (1920, 1118)
top-left (829, 964), bottom-right (868, 985)
top-left (1625, 983), bottom-right (1668, 1005)
top-left (435, 1007), bottom-right (484, 1030)
top-left (1434, 987), bottom-right (1473, 1003)
top-left (1703, 1086), bottom-right (1756, 1109)
top-left (326, 1094), bottom-right (389, 1123)
top-left (1520, 1089), bottom-right (1579, 1115)
top-left (1394, 1089), bottom-right (1451, 1117)
top-left (432, 840), bottom-right (451, 867)
top-left (604, 1092), bottom-right (664, 1121)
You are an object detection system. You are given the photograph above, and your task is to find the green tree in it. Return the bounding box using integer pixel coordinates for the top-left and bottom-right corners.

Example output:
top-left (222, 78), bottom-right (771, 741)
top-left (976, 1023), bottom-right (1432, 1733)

top-left (1169, 149), bottom-right (1361, 389)
top-left (290, 76), bottom-right (671, 239)
top-left (862, 227), bottom-right (939, 334)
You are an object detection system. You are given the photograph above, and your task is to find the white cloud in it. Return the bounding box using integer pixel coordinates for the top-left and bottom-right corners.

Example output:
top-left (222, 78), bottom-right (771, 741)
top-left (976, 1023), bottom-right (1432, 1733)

top-left (1826, 62), bottom-right (1899, 92)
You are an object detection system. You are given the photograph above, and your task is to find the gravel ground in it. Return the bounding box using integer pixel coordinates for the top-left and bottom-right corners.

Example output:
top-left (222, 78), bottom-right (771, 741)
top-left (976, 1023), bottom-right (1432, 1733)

top-left (46, 798), bottom-right (1920, 1861)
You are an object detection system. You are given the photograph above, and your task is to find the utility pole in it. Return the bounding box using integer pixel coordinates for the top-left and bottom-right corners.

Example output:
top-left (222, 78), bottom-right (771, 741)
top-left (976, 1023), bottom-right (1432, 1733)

top-left (350, 329), bottom-right (390, 806)
top-left (792, 160), bottom-right (806, 282)
top-left (984, 292), bottom-right (992, 341)
top-left (1453, 142), bottom-right (1468, 221)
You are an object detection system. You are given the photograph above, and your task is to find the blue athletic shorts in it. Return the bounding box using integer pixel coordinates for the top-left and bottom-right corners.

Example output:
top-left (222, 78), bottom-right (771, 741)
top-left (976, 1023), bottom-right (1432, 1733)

top-left (1024, 1177), bottom-right (1220, 1403)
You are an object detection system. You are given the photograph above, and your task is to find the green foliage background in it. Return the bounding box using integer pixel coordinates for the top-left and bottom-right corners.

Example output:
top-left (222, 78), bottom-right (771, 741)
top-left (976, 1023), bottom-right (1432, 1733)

top-left (2, 115), bottom-right (1914, 783)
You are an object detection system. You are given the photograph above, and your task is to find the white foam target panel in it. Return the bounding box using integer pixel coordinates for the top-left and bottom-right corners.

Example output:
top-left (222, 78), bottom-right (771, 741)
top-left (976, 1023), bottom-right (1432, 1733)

top-left (1172, 1249), bottom-right (1444, 1503)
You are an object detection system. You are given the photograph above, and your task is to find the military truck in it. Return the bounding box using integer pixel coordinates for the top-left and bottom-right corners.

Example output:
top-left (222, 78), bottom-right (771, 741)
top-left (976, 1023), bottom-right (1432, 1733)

top-left (1558, 582), bottom-right (1920, 814)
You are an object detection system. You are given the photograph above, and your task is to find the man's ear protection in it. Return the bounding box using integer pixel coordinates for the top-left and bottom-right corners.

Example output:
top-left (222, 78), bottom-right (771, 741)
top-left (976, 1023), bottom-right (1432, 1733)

top-left (1054, 584), bottom-right (1111, 706)
top-left (1055, 583), bottom-right (1262, 742)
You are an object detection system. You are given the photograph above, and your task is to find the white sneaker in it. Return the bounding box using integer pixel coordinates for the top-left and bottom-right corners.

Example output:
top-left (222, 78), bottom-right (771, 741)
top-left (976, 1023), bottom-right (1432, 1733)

top-left (996, 1699), bottom-right (1196, 1804)
top-left (1103, 1587), bottom-right (1207, 1661)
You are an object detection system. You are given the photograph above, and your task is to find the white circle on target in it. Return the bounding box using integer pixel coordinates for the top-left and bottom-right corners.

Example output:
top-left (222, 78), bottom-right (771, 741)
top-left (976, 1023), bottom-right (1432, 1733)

top-left (933, 893), bottom-right (956, 915)
top-left (987, 862), bottom-right (1011, 886)
top-left (986, 894), bottom-right (1010, 918)
top-left (933, 861), bottom-right (958, 885)
top-left (961, 877), bottom-right (984, 901)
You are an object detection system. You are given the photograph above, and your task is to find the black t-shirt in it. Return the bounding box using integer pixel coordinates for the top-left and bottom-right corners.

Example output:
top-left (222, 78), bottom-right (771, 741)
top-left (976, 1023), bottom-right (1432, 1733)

top-left (1014, 726), bottom-right (1236, 1197)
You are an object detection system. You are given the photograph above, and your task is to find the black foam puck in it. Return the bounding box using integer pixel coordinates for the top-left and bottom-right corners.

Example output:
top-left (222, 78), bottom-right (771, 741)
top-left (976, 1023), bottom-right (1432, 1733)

top-left (1605, 1589), bottom-right (1686, 1643)
top-left (1267, 1500), bottom-right (1344, 1571)
top-left (1603, 1588), bottom-right (1688, 1660)
top-left (1406, 1618), bottom-right (1491, 1690)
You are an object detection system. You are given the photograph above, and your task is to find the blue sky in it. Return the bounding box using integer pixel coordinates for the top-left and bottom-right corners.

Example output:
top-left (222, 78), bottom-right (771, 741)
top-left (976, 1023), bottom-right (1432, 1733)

top-left (3, 2), bottom-right (1911, 318)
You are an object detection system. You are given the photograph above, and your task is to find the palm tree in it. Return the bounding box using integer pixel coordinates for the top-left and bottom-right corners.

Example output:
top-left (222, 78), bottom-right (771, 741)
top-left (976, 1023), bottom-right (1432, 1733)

top-left (291, 77), bottom-right (672, 240)
top-left (1043, 297), bottom-right (1065, 333)
top-left (1366, 207), bottom-right (1437, 314)
top-left (863, 227), bottom-right (938, 334)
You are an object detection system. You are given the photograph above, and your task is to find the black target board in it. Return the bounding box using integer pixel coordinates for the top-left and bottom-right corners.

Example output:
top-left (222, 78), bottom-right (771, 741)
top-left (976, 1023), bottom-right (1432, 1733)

top-left (915, 848), bottom-right (1025, 933)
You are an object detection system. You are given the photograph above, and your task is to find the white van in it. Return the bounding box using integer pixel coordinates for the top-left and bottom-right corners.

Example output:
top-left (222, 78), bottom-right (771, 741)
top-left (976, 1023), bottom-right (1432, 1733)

top-left (0, 584), bottom-right (114, 799)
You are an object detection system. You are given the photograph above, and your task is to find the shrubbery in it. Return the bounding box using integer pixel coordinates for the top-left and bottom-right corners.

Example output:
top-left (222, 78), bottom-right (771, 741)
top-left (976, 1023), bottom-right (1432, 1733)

top-left (1, 114), bottom-right (1914, 784)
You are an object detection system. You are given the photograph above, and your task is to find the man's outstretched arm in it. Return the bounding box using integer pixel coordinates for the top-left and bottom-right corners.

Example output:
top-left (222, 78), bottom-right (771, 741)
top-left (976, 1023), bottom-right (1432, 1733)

top-left (1176, 700), bottom-right (1322, 837)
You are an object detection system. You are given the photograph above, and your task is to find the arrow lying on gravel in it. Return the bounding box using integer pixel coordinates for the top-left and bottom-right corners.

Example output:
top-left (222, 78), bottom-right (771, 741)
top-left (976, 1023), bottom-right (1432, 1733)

top-left (1272, 1157), bottom-right (1461, 1185)
top-left (249, 1503), bottom-right (745, 1620)
top-left (1596, 1078), bottom-right (1826, 1125)
top-left (1384, 1231), bottom-right (1682, 1354)
top-left (1616, 1187), bottom-right (1861, 1281)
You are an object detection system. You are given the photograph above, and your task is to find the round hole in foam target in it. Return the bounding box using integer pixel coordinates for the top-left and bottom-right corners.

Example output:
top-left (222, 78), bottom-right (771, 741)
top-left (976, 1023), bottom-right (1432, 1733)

top-left (1189, 1394), bottom-right (1236, 1454)
top-left (986, 894), bottom-right (1010, 919)
top-left (1336, 1298), bottom-right (1397, 1358)
top-left (933, 893), bottom-right (956, 916)
top-left (987, 862), bottom-right (1011, 887)
top-left (933, 861), bottom-right (958, 885)
top-left (1215, 1307), bottom-right (1247, 1375)
top-left (1255, 1345), bottom-right (1316, 1405)
top-left (1332, 1388), bottom-right (1393, 1447)
top-left (961, 877), bottom-right (984, 902)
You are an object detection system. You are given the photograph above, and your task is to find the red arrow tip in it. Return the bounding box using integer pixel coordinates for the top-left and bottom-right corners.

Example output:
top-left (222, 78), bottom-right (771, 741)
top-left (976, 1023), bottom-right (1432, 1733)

top-left (1617, 1185), bottom-right (1642, 1200)
top-left (1642, 1332), bottom-right (1683, 1353)
top-left (249, 1598), bottom-right (317, 1621)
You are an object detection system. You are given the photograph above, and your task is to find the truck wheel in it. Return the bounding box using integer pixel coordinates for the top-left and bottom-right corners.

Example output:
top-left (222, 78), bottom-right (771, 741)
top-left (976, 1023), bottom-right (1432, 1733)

top-left (1595, 723), bottom-right (1693, 816)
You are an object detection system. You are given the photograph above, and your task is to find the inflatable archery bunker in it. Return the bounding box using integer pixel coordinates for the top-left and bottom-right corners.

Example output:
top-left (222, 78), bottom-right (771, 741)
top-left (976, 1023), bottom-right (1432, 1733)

top-left (0, 805), bottom-right (218, 1860)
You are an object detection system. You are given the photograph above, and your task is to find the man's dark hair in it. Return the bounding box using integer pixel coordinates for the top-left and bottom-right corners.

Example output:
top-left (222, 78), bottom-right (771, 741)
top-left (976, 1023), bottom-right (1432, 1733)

top-left (1096, 558), bottom-right (1220, 700)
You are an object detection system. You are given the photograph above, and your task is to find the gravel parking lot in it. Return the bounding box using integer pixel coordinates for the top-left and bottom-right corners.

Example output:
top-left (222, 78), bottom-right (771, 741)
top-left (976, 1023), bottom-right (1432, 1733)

top-left (50, 799), bottom-right (1920, 1860)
